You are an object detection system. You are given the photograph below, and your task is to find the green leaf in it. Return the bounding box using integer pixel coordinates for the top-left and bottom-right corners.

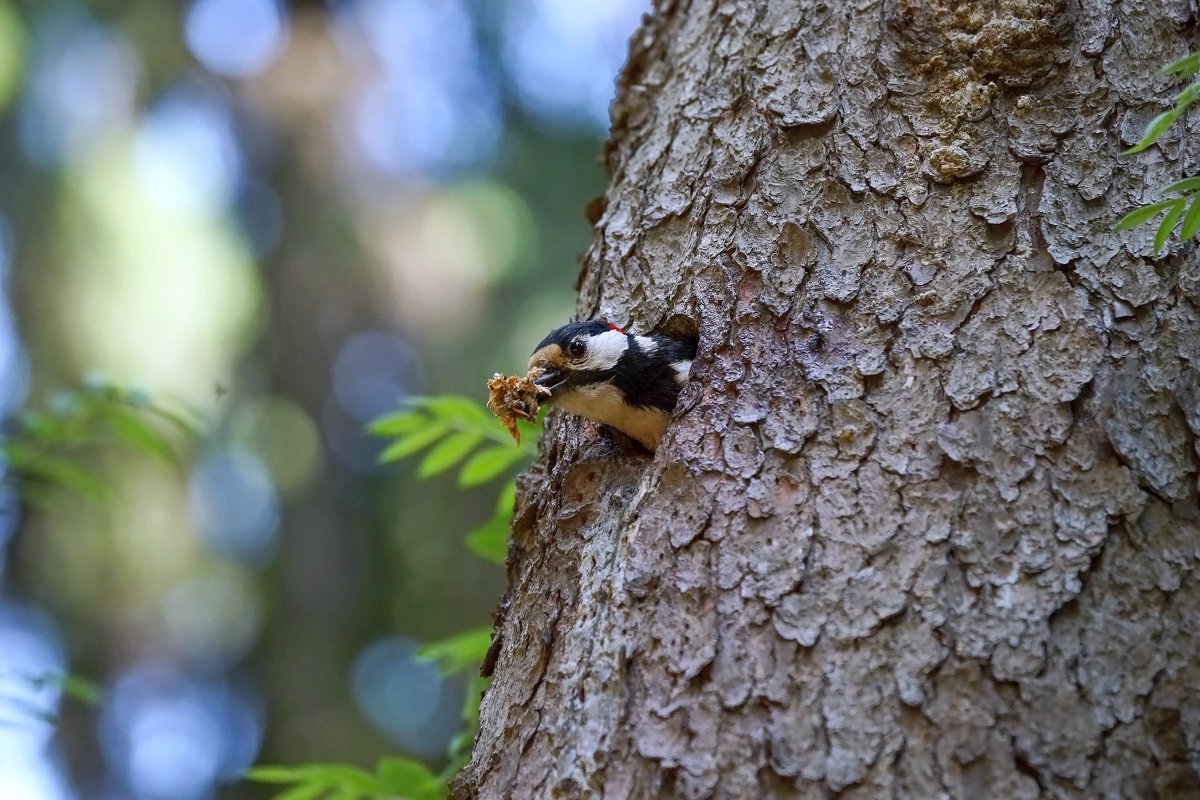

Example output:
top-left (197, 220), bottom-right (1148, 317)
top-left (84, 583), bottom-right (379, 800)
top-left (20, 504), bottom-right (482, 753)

top-left (458, 446), bottom-right (527, 487)
top-left (1, 381), bottom-right (203, 506)
top-left (376, 755), bottom-right (436, 785)
top-left (465, 482), bottom-right (516, 564)
top-left (408, 396), bottom-right (491, 426)
top-left (1114, 197), bottom-right (1184, 231)
top-left (53, 676), bottom-right (103, 705)
top-left (1176, 79), bottom-right (1200, 107)
top-left (493, 481), bottom-right (516, 515)
top-left (3, 442), bottom-right (34, 467)
top-left (446, 674), bottom-right (490, 766)
top-left (1159, 177), bottom-right (1200, 195)
top-left (419, 626), bottom-right (493, 675)
top-left (124, 388), bottom-right (152, 408)
top-left (377, 424), bottom-right (448, 464)
top-left (275, 783), bottom-right (327, 800)
top-left (249, 764), bottom-right (380, 794)
top-left (246, 766), bottom-right (307, 784)
top-left (366, 410), bottom-right (426, 437)
top-left (15, 453), bottom-right (110, 502)
top-left (16, 410), bottom-right (65, 441)
top-left (1155, 198), bottom-right (1187, 252)
top-left (1126, 108), bottom-right (1182, 153)
top-left (108, 408), bottom-right (174, 462)
top-left (1180, 195), bottom-right (1200, 241)
top-left (466, 515), bottom-right (509, 564)
top-left (376, 757), bottom-right (442, 798)
top-left (417, 431), bottom-right (483, 479)
top-left (1162, 51), bottom-right (1200, 77)
top-left (447, 730), bottom-right (473, 765)
top-left (145, 404), bottom-right (203, 438)
top-left (461, 675), bottom-right (489, 726)
top-left (314, 765), bottom-right (380, 793)
top-left (10, 483), bottom-right (57, 510)
top-left (48, 390), bottom-right (83, 417)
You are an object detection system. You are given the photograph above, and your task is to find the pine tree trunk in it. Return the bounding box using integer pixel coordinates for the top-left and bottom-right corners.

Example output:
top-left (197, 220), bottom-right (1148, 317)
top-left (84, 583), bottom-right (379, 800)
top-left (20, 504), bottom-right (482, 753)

top-left (455, 1), bottom-right (1200, 797)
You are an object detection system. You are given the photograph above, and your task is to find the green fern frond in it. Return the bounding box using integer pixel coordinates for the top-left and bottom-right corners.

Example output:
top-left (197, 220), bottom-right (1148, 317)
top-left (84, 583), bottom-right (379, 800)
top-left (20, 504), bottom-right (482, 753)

top-left (368, 395), bottom-right (539, 481)
top-left (246, 757), bottom-right (444, 800)
top-left (1, 380), bottom-right (195, 501)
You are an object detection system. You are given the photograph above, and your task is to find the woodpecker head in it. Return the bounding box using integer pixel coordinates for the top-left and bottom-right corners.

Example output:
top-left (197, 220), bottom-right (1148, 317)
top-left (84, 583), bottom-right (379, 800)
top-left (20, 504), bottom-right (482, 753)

top-left (527, 319), bottom-right (695, 451)
top-left (527, 319), bottom-right (629, 396)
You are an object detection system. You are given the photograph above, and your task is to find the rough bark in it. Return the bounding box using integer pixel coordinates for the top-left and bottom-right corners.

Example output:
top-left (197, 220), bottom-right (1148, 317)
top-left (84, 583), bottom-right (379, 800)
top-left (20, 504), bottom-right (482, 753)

top-left (455, 1), bottom-right (1200, 798)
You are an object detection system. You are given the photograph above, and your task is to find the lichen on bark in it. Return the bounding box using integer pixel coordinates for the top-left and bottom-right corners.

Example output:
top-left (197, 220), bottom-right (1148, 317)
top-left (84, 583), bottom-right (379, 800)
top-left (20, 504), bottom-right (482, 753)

top-left (454, 1), bottom-right (1200, 798)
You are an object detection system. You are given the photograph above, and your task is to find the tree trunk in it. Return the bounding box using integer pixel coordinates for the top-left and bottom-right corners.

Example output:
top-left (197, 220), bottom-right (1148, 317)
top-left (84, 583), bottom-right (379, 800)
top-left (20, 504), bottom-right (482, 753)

top-left (455, 1), bottom-right (1200, 797)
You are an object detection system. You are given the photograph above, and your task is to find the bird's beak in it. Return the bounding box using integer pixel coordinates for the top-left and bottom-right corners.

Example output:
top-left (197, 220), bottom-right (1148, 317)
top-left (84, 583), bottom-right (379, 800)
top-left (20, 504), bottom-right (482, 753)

top-left (533, 367), bottom-right (569, 395)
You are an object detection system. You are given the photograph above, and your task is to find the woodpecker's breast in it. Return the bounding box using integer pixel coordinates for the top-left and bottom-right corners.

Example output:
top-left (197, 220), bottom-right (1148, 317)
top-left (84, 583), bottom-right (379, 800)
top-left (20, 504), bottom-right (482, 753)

top-left (553, 382), bottom-right (672, 451)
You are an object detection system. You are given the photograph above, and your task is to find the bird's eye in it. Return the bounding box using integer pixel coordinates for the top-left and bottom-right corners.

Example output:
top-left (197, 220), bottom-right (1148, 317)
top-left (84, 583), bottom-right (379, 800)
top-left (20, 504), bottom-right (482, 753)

top-left (567, 339), bottom-right (586, 359)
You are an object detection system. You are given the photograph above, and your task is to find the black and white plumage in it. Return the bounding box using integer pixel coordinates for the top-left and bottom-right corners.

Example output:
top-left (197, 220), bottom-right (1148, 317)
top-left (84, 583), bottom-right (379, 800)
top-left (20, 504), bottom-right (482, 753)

top-left (527, 319), bottom-right (696, 451)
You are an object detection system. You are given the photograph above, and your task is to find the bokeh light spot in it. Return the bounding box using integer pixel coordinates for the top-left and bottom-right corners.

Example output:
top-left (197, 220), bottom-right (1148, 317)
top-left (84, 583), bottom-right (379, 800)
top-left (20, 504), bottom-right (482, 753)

top-left (332, 332), bottom-right (423, 424)
top-left (62, 138), bottom-right (262, 405)
top-left (18, 21), bottom-right (139, 165)
top-left (0, 602), bottom-right (71, 799)
top-left (235, 176), bottom-right (285, 256)
top-left (0, 485), bottom-right (19, 578)
top-left (184, 0), bottom-right (287, 78)
top-left (0, 758), bottom-right (71, 800)
top-left (351, 638), bottom-right (462, 759)
top-left (0, 216), bottom-right (28, 417)
top-left (450, 181), bottom-right (539, 281)
top-left (134, 92), bottom-right (242, 215)
top-left (320, 396), bottom-right (382, 474)
top-left (366, 188), bottom-right (535, 335)
top-left (101, 666), bottom-right (262, 800)
top-left (333, 0), bottom-right (500, 176)
top-left (0, 215), bottom-right (10, 277)
top-left (0, 603), bottom-right (65, 756)
top-left (187, 451), bottom-right (280, 566)
top-left (502, 0), bottom-right (649, 130)
top-left (228, 396), bottom-right (322, 495)
top-left (164, 565), bottom-right (263, 667)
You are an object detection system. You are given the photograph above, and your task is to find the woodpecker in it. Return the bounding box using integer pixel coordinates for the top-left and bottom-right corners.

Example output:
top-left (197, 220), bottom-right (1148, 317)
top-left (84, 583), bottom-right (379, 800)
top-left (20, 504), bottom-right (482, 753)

top-left (528, 320), bottom-right (696, 451)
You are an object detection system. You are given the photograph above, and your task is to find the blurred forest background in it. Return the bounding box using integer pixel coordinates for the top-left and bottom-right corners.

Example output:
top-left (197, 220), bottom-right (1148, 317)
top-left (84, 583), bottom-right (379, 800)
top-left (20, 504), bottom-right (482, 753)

top-left (0, 0), bottom-right (645, 797)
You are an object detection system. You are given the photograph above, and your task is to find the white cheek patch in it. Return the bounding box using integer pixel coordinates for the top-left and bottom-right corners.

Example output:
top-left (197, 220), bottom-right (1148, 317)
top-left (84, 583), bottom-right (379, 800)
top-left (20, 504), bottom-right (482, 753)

top-left (634, 336), bottom-right (659, 356)
top-left (577, 329), bottom-right (628, 371)
top-left (672, 360), bottom-right (692, 386)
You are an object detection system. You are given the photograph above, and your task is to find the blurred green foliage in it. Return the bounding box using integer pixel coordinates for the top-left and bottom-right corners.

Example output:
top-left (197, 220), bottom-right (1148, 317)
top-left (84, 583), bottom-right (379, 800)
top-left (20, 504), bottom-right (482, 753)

top-left (249, 396), bottom-right (535, 799)
top-left (247, 758), bottom-right (444, 800)
top-left (370, 397), bottom-right (538, 484)
top-left (0, 670), bottom-right (104, 726)
top-left (370, 396), bottom-right (542, 567)
top-left (0, 381), bottom-right (181, 732)
top-left (1, 380), bottom-right (193, 505)
top-left (0, 0), bottom-right (611, 792)
top-left (0, 0), bottom-right (24, 110)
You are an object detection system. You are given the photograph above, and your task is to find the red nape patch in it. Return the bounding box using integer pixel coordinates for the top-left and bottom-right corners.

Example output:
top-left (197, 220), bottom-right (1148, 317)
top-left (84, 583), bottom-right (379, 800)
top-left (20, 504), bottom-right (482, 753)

top-left (608, 322), bottom-right (625, 334)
